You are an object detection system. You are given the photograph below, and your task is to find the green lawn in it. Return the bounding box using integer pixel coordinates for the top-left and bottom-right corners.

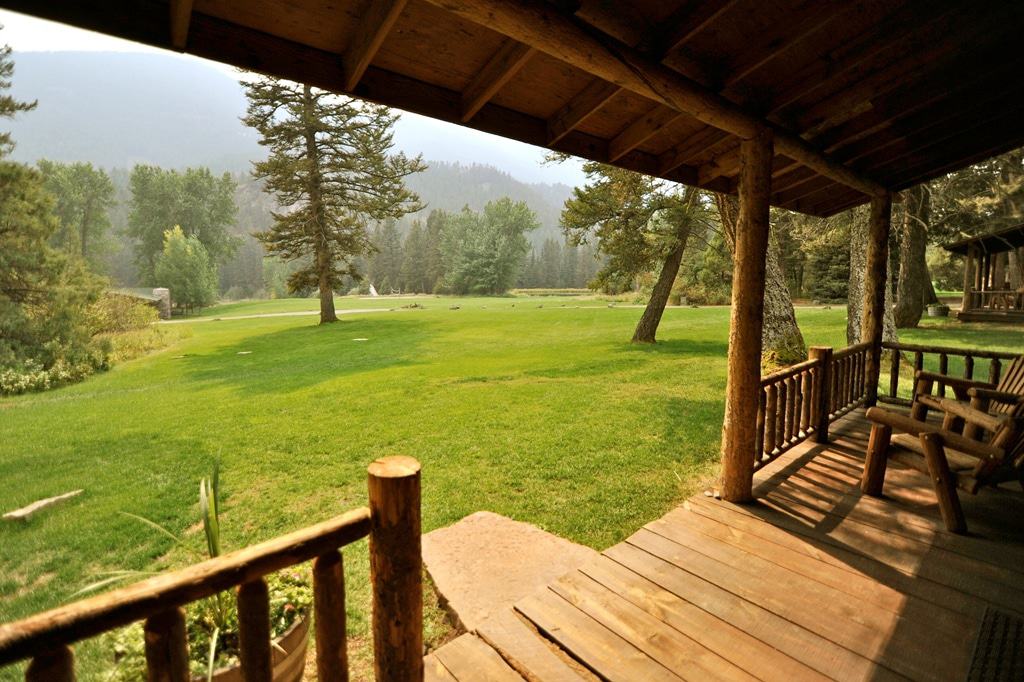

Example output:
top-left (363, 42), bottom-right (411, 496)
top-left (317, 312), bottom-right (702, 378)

top-left (1, 296), bottom-right (1020, 678)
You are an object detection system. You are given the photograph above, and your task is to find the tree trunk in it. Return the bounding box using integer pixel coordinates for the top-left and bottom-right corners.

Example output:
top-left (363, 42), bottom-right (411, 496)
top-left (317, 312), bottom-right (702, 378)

top-left (632, 238), bottom-right (685, 343)
top-left (924, 274), bottom-right (939, 305)
top-left (1010, 248), bottom-right (1023, 290)
top-left (848, 215), bottom-right (897, 345)
top-left (761, 231), bottom-right (807, 366)
top-left (301, 84), bottom-right (337, 324)
top-left (715, 193), bottom-right (806, 366)
top-left (894, 184), bottom-right (930, 328)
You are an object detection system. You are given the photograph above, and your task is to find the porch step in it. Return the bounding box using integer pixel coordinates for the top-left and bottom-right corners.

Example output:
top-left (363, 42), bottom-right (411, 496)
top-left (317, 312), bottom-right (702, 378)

top-left (422, 511), bottom-right (599, 631)
top-left (422, 511), bottom-right (599, 681)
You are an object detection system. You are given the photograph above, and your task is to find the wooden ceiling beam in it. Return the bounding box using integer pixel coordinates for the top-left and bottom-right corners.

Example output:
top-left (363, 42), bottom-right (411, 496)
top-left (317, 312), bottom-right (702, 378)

top-left (168, 0), bottom-right (193, 50)
top-left (460, 39), bottom-right (536, 122)
top-left (545, 0), bottom-right (736, 148)
top-left (421, 1), bottom-right (886, 195)
top-left (342, 0), bottom-right (409, 91)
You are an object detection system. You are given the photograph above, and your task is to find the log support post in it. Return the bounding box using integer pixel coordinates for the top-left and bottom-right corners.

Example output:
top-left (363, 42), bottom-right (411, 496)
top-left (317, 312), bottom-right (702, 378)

top-left (368, 456), bottom-right (422, 682)
top-left (720, 128), bottom-right (773, 503)
top-left (143, 608), bottom-right (189, 682)
top-left (26, 647), bottom-right (74, 682)
top-left (861, 192), bottom-right (892, 407)
top-left (809, 346), bottom-right (833, 443)
top-left (314, 550), bottom-right (348, 682)
top-left (961, 246), bottom-right (975, 314)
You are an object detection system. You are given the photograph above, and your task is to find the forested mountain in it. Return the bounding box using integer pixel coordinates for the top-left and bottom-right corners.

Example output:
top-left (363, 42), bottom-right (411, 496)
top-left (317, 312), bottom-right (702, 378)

top-left (7, 51), bottom-right (573, 251)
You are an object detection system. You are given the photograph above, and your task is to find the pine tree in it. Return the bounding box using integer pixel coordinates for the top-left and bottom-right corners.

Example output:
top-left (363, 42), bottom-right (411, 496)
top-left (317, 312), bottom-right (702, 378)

top-left (242, 77), bottom-right (424, 323)
top-left (400, 220), bottom-right (428, 293)
top-left (0, 42), bottom-right (35, 158)
top-left (424, 209), bottom-right (448, 293)
top-left (369, 219), bottom-right (403, 292)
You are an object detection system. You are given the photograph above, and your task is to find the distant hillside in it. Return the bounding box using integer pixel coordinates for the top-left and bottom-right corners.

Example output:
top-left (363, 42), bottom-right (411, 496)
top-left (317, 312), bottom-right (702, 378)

top-left (6, 51), bottom-right (573, 244)
top-left (7, 52), bottom-right (261, 172)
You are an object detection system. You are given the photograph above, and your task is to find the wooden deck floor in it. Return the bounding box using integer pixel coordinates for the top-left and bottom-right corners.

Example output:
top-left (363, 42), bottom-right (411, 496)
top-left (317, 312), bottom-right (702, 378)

top-left (425, 408), bottom-right (1024, 681)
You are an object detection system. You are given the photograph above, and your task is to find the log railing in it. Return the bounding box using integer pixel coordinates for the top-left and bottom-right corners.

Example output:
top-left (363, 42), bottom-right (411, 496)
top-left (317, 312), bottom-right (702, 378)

top-left (755, 342), bottom-right (871, 469)
top-left (0, 456), bottom-right (422, 682)
top-left (879, 341), bottom-right (1018, 406)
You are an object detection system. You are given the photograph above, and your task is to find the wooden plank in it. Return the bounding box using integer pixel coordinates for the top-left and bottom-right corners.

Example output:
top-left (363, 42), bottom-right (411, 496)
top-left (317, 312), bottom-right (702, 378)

top-left (476, 609), bottom-right (590, 682)
top-left (647, 510), bottom-right (969, 643)
top-left (516, 590), bottom-right (684, 682)
top-left (433, 634), bottom-right (524, 682)
top-left (461, 39), bottom-right (536, 122)
top-left (684, 496), bottom-right (984, 618)
top-left (342, 0), bottom-right (409, 90)
top-left (628, 526), bottom-right (966, 680)
top-left (579, 556), bottom-right (828, 681)
top-left (425, 653), bottom-right (459, 682)
top-left (602, 542), bottom-right (888, 681)
top-left (550, 571), bottom-right (757, 682)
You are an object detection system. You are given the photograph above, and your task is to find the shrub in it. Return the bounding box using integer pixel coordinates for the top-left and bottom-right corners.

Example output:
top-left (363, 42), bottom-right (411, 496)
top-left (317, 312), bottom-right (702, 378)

top-left (87, 294), bottom-right (158, 335)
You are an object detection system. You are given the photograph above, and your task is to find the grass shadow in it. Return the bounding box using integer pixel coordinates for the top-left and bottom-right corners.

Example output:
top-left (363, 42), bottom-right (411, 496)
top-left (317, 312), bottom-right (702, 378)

top-left (182, 316), bottom-right (434, 395)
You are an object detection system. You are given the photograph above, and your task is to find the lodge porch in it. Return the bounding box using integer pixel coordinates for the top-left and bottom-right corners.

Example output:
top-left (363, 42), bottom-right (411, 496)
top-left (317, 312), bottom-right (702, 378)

top-left (426, 407), bottom-right (1024, 682)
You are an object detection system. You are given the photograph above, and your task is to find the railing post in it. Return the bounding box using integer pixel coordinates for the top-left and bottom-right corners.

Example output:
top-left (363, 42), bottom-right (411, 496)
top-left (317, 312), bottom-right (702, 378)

top-left (237, 578), bottom-right (272, 682)
top-left (368, 456), bottom-right (422, 682)
top-left (810, 346), bottom-right (832, 444)
top-left (26, 646), bottom-right (73, 682)
top-left (314, 550), bottom-right (348, 682)
top-left (143, 608), bottom-right (189, 682)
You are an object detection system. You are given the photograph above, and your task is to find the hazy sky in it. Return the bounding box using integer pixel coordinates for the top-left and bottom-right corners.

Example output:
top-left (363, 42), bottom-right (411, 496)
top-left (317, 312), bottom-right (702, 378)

top-left (0, 9), bottom-right (586, 187)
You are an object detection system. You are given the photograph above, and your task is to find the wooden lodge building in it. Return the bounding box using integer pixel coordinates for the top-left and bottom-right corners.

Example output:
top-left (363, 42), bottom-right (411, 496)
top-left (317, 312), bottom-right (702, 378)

top-left (2, 2), bottom-right (1024, 681)
top-left (945, 224), bottom-right (1024, 323)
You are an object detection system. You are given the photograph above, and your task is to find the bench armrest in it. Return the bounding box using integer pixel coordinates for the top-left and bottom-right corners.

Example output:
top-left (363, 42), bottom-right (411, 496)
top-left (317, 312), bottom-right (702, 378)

top-left (968, 387), bottom-right (1024, 406)
top-left (865, 406), bottom-right (1004, 459)
top-left (914, 371), bottom-right (994, 393)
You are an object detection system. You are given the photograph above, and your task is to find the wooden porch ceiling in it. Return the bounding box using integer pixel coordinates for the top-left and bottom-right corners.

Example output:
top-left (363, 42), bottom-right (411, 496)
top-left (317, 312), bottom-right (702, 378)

top-left (8, 0), bottom-right (1024, 216)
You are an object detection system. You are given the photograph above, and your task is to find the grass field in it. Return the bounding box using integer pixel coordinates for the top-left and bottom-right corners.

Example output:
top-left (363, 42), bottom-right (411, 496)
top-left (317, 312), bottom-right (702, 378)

top-left (1, 295), bottom-right (1020, 678)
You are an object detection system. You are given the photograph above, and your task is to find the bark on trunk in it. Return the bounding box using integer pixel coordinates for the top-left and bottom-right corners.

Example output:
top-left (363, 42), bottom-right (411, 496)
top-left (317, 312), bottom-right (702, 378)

top-left (761, 231), bottom-right (807, 366)
top-left (924, 275), bottom-right (939, 305)
top-left (1010, 248), bottom-right (1023, 290)
top-left (632, 239), bottom-right (686, 343)
top-left (894, 185), bottom-right (930, 328)
top-left (301, 84), bottom-right (337, 324)
top-left (848, 216), bottom-right (897, 345)
top-left (716, 193), bottom-right (806, 366)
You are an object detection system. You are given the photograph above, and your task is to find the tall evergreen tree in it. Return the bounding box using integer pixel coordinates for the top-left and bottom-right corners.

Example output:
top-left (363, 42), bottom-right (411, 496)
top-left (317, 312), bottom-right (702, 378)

top-left (0, 40), bottom-right (35, 157)
top-left (400, 220), bottom-right (428, 293)
top-left (423, 209), bottom-right (448, 293)
top-left (369, 219), bottom-right (403, 292)
top-left (242, 77), bottom-right (424, 323)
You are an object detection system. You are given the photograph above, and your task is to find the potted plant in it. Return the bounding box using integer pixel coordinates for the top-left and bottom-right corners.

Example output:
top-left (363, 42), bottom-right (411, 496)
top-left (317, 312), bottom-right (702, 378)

top-left (927, 303), bottom-right (950, 317)
top-left (90, 464), bottom-right (312, 681)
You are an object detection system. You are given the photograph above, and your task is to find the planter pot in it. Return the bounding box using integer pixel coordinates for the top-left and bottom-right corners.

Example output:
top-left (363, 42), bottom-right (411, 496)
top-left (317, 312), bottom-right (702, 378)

top-left (927, 304), bottom-right (950, 318)
top-left (196, 614), bottom-right (309, 682)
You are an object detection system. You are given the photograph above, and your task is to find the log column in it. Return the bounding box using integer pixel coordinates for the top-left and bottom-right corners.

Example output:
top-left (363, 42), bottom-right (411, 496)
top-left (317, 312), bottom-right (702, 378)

top-left (720, 127), bottom-right (773, 503)
top-left (861, 192), bottom-right (891, 407)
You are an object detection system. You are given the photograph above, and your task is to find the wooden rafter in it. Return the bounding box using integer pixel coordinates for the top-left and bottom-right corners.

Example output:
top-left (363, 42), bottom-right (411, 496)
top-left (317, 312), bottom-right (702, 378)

top-left (545, 0), bottom-right (736, 151)
top-left (419, 0), bottom-right (885, 195)
top-left (342, 0), bottom-right (408, 91)
top-left (546, 79), bottom-right (621, 145)
top-left (460, 39), bottom-right (536, 122)
top-left (608, 105), bottom-right (681, 162)
top-left (168, 0), bottom-right (193, 50)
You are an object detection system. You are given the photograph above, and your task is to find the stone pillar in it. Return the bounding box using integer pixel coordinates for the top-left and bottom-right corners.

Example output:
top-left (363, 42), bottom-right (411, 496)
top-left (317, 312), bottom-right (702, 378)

top-left (153, 288), bottom-right (171, 320)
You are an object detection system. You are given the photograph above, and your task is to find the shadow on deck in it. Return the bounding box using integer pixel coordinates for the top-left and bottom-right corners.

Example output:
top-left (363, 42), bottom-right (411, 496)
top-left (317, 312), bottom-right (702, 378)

top-left (427, 409), bottom-right (1024, 681)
